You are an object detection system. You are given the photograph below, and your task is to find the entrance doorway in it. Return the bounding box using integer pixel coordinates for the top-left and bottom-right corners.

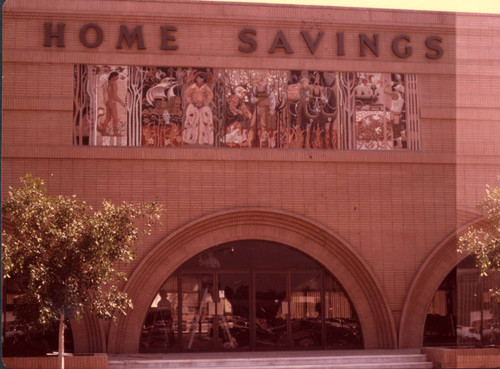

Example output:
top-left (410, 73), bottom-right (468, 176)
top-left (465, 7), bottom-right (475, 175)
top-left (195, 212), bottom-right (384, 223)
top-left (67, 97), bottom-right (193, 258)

top-left (139, 240), bottom-right (362, 352)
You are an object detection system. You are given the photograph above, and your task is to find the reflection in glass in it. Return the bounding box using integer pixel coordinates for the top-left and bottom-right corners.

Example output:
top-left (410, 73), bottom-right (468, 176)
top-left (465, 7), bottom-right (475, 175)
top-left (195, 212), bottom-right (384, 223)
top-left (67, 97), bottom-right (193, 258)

top-left (181, 240), bottom-right (320, 271)
top-left (140, 276), bottom-right (177, 352)
top-left (325, 274), bottom-right (362, 349)
top-left (457, 257), bottom-right (500, 346)
top-left (217, 273), bottom-right (250, 350)
top-left (182, 273), bottom-right (215, 351)
top-left (424, 269), bottom-right (456, 347)
top-left (290, 272), bottom-right (322, 348)
top-left (140, 240), bottom-right (363, 352)
top-left (255, 273), bottom-right (287, 350)
top-left (423, 256), bottom-right (500, 347)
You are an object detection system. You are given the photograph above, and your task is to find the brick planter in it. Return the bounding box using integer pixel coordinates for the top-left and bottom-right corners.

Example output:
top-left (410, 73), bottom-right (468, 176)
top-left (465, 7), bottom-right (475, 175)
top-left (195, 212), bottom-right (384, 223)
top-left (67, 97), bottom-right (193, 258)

top-left (2, 353), bottom-right (108, 369)
top-left (422, 347), bottom-right (500, 368)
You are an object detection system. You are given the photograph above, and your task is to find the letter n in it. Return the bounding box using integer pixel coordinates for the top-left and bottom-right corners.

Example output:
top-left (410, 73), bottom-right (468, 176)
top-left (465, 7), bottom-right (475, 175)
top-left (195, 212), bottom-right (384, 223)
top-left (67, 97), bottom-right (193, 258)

top-left (359, 33), bottom-right (379, 57)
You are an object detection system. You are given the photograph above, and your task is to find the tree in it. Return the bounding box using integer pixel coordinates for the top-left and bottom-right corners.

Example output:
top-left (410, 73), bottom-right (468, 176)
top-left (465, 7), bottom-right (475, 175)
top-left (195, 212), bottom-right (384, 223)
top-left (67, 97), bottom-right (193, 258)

top-left (458, 178), bottom-right (500, 337)
top-left (2, 175), bottom-right (162, 369)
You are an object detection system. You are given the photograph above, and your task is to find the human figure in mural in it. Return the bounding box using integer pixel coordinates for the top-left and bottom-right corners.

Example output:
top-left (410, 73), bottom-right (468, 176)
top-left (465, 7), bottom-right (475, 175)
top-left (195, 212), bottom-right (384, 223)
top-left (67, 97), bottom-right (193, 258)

top-left (98, 72), bottom-right (127, 136)
top-left (249, 74), bottom-right (276, 148)
top-left (317, 73), bottom-right (337, 149)
top-left (297, 77), bottom-right (314, 148)
top-left (182, 71), bottom-right (214, 145)
top-left (225, 86), bottom-right (252, 147)
top-left (384, 79), bottom-right (405, 148)
top-left (375, 79), bottom-right (387, 106)
top-left (284, 75), bottom-right (310, 148)
top-left (354, 76), bottom-right (377, 106)
top-left (309, 72), bottom-right (327, 148)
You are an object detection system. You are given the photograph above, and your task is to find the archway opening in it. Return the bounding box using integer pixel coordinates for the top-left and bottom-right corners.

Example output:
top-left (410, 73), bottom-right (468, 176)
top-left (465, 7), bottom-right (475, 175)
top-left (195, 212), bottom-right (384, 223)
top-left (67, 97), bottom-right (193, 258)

top-left (139, 240), bottom-right (363, 352)
top-left (423, 255), bottom-right (500, 347)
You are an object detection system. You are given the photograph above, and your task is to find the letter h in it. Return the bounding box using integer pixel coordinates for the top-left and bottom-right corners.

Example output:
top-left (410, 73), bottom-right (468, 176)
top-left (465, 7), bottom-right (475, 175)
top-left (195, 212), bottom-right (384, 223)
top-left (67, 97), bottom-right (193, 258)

top-left (44, 22), bottom-right (65, 47)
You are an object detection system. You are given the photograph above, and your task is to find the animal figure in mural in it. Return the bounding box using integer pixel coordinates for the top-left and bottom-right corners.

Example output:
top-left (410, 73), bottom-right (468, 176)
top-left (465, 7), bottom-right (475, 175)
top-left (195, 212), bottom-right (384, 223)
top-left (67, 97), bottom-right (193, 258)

top-left (224, 85), bottom-right (252, 147)
top-left (224, 122), bottom-right (248, 146)
top-left (285, 71), bottom-right (337, 149)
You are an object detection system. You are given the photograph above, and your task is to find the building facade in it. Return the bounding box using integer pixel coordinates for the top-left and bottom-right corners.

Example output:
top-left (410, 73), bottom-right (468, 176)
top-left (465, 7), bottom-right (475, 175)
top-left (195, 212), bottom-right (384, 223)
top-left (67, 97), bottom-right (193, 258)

top-left (2, 0), bottom-right (500, 354)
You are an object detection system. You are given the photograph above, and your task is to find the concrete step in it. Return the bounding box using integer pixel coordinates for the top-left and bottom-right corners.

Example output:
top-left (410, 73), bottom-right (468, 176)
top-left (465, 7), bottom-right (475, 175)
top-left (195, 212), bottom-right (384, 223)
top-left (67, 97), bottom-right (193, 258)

top-left (109, 353), bottom-right (433, 369)
top-left (110, 363), bottom-right (433, 369)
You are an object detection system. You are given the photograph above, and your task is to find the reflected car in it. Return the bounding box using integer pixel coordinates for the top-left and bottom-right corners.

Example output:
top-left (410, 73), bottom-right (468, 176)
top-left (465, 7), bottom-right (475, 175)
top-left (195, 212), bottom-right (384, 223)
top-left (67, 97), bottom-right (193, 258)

top-left (456, 325), bottom-right (480, 343)
top-left (140, 308), bottom-right (175, 350)
top-left (223, 316), bottom-right (361, 349)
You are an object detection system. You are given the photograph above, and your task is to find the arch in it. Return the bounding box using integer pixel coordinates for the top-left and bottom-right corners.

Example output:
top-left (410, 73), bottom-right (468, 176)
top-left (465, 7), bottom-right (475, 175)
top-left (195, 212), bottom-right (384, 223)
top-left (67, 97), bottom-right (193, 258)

top-left (399, 218), bottom-right (485, 348)
top-left (71, 312), bottom-right (107, 353)
top-left (106, 208), bottom-right (397, 353)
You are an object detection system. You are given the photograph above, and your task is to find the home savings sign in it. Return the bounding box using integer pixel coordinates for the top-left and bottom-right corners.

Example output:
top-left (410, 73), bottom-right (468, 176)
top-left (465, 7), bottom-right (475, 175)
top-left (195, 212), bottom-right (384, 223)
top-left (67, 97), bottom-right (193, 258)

top-left (43, 23), bottom-right (443, 60)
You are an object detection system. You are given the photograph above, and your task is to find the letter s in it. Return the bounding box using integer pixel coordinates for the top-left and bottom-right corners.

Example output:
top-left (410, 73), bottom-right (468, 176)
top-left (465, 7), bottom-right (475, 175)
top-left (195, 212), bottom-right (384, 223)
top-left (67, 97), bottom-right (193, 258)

top-left (425, 35), bottom-right (443, 59)
top-left (238, 28), bottom-right (257, 53)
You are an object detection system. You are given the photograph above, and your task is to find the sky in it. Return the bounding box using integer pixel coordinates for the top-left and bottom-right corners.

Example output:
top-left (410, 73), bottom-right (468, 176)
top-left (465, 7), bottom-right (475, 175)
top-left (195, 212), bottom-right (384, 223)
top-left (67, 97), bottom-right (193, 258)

top-left (204, 0), bottom-right (500, 14)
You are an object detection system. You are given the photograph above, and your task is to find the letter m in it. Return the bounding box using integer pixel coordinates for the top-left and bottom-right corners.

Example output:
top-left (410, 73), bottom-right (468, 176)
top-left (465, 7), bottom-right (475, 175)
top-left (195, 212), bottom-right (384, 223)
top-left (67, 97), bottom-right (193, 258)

top-left (116, 25), bottom-right (146, 49)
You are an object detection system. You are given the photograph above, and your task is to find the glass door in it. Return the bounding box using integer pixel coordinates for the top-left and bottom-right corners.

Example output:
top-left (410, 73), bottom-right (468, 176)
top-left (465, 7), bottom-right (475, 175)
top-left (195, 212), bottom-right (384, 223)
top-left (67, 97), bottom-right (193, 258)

top-left (290, 271), bottom-right (323, 349)
top-left (139, 275), bottom-right (178, 352)
top-left (140, 240), bottom-right (363, 353)
top-left (255, 272), bottom-right (288, 350)
top-left (217, 272), bottom-right (251, 350)
top-left (180, 273), bottom-right (216, 351)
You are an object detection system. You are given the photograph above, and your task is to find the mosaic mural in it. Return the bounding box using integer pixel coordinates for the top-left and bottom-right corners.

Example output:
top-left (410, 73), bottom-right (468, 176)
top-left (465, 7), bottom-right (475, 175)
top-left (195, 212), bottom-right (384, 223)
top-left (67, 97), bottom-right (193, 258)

top-left (74, 65), bottom-right (420, 150)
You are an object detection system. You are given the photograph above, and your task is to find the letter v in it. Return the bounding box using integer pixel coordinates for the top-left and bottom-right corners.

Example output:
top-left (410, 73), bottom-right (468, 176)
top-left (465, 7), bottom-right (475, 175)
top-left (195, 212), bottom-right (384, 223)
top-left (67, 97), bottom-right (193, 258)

top-left (300, 30), bottom-right (324, 55)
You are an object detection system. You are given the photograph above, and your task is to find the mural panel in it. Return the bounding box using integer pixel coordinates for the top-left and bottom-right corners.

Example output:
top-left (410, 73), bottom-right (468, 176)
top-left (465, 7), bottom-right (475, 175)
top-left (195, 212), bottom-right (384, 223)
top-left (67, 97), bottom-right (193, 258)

top-left (284, 70), bottom-right (337, 149)
top-left (142, 67), bottom-right (188, 147)
top-left (354, 73), bottom-right (406, 150)
top-left (223, 69), bottom-right (287, 148)
top-left (74, 65), bottom-right (419, 150)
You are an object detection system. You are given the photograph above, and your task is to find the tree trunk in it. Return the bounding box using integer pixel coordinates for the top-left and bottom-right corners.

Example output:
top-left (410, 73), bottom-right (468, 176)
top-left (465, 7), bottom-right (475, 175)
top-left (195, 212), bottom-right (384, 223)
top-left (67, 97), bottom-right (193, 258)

top-left (58, 311), bottom-right (65, 369)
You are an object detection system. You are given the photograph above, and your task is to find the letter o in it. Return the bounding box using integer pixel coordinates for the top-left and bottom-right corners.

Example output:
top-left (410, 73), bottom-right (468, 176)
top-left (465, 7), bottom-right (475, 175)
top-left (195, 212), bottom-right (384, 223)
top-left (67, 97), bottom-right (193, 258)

top-left (79, 23), bottom-right (103, 48)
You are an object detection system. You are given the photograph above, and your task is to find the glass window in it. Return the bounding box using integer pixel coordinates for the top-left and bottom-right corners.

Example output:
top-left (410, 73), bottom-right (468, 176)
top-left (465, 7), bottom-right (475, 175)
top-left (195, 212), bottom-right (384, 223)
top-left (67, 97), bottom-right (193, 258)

top-left (217, 273), bottom-right (250, 350)
top-left (290, 272), bottom-right (323, 349)
top-left (424, 256), bottom-right (500, 347)
top-left (181, 273), bottom-right (215, 352)
top-left (140, 275), bottom-right (178, 352)
top-left (180, 240), bottom-right (321, 271)
top-left (324, 273), bottom-right (362, 349)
